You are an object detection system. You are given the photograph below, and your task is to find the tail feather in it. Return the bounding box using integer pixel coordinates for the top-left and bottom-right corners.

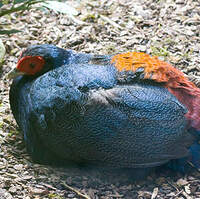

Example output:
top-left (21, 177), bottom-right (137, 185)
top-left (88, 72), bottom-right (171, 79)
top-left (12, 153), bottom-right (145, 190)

top-left (166, 128), bottom-right (200, 172)
top-left (188, 142), bottom-right (200, 169)
top-left (188, 128), bottom-right (200, 169)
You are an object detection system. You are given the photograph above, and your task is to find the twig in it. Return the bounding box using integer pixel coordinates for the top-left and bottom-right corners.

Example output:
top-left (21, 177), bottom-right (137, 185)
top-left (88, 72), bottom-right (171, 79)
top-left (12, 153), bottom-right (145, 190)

top-left (174, 189), bottom-right (183, 198)
top-left (166, 179), bottom-right (193, 199)
top-left (100, 15), bottom-right (123, 30)
top-left (151, 187), bottom-right (159, 199)
top-left (107, 193), bottom-right (123, 198)
top-left (182, 191), bottom-right (192, 199)
top-left (166, 180), bottom-right (180, 192)
top-left (61, 181), bottom-right (91, 199)
top-left (4, 172), bottom-right (19, 178)
top-left (187, 161), bottom-right (200, 173)
top-left (68, 15), bottom-right (87, 25)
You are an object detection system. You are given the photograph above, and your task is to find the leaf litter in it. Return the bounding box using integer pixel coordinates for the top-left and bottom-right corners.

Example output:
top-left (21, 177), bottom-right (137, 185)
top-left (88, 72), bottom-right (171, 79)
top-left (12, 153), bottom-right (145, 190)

top-left (0, 0), bottom-right (200, 198)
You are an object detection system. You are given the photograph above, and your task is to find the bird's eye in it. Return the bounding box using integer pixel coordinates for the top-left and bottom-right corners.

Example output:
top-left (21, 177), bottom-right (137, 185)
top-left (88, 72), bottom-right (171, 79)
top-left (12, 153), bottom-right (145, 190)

top-left (16, 56), bottom-right (45, 75)
top-left (29, 63), bottom-right (36, 69)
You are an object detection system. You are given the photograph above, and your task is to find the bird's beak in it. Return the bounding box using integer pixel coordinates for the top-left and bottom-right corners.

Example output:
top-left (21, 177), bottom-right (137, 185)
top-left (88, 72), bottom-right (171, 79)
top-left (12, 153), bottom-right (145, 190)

top-left (7, 68), bottom-right (25, 79)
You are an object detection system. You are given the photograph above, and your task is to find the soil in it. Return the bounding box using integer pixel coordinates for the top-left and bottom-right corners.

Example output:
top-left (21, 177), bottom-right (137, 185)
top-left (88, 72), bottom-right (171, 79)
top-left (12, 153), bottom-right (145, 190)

top-left (0, 0), bottom-right (200, 198)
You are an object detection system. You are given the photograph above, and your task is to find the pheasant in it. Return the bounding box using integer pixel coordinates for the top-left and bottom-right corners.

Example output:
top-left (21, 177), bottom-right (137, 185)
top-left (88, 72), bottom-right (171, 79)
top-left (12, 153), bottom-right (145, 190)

top-left (8, 44), bottom-right (200, 173)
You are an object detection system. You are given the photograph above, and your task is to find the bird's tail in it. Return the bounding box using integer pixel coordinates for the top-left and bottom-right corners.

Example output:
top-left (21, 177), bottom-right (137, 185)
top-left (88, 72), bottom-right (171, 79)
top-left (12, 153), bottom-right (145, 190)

top-left (187, 128), bottom-right (200, 169)
top-left (166, 128), bottom-right (200, 173)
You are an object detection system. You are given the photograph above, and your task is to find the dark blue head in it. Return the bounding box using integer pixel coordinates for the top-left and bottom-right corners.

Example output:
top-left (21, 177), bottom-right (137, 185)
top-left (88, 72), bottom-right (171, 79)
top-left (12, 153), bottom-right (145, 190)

top-left (8, 44), bottom-right (74, 79)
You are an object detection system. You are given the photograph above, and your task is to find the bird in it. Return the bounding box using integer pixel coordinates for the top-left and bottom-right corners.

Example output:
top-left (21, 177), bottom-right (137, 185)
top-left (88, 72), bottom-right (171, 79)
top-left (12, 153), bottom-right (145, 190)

top-left (8, 44), bottom-right (200, 173)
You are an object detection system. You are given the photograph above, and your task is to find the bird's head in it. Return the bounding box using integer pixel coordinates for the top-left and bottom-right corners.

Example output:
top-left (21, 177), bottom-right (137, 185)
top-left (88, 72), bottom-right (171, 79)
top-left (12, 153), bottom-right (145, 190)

top-left (8, 44), bottom-right (73, 79)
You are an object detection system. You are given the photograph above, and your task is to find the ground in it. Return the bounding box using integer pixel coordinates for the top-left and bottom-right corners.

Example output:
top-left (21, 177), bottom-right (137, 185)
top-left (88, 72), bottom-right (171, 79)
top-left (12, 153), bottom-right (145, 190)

top-left (0, 0), bottom-right (200, 198)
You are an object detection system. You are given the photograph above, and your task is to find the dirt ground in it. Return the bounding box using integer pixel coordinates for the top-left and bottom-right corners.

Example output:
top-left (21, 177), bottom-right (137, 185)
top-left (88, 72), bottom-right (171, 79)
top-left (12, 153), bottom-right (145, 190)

top-left (1, 0), bottom-right (200, 198)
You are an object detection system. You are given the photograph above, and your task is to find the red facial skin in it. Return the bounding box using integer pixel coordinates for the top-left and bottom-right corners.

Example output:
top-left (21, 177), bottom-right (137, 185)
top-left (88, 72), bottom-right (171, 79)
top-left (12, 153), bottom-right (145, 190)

top-left (16, 56), bottom-right (45, 75)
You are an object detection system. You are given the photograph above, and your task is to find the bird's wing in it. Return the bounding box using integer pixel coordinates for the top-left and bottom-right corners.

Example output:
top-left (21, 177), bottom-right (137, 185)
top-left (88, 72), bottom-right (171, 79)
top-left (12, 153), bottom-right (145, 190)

top-left (82, 83), bottom-right (192, 168)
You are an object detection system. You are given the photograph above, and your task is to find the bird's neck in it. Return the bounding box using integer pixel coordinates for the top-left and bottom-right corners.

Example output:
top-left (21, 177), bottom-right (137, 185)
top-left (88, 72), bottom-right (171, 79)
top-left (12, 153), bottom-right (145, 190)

top-left (52, 49), bottom-right (74, 69)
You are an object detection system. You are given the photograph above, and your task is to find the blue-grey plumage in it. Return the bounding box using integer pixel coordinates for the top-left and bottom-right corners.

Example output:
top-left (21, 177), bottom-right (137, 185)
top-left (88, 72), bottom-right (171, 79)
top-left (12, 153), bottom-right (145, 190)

top-left (9, 44), bottom-right (198, 171)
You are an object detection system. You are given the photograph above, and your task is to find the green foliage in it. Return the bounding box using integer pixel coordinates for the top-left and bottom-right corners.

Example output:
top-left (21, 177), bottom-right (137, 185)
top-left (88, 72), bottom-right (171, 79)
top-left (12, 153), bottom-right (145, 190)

top-left (0, 0), bottom-right (45, 35)
top-left (14, 0), bottom-right (30, 4)
top-left (151, 46), bottom-right (170, 58)
top-left (0, 39), bottom-right (6, 63)
top-left (0, 0), bottom-right (45, 17)
top-left (0, 29), bottom-right (21, 34)
top-left (0, 122), bottom-right (3, 129)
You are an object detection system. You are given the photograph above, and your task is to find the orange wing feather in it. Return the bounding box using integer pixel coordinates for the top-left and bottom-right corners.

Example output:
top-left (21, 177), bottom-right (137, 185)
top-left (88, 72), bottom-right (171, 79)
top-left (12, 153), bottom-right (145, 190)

top-left (111, 52), bottom-right (195, 88)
